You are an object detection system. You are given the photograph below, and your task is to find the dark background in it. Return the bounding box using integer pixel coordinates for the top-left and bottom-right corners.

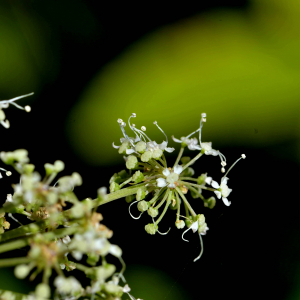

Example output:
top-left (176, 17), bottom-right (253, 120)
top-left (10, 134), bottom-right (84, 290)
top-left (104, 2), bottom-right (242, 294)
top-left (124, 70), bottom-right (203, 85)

top-left (1, 1), bottom-right (300, 299)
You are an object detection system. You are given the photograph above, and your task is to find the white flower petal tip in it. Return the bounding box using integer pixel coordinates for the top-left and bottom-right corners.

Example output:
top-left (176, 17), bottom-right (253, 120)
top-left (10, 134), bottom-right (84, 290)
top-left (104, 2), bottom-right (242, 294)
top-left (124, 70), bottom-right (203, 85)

top-left (222, 198), bottom-right (231, 206)
top-left (128, 201), bottom-right (144, 219)
top-left (191, 221), bottom-right (199, 233)
top-left (156, 178), bottom-right (167, 188)
top-left (211, 180), bottom-right (219, 189)
top-left (174, 165), bottom-right (183, 175)
top-left (162, 168), bottom-right (170, 176)
top-left (126, 149), bottom-right (135, 155)
top-left (172, 135), bottom-right (182, 143)
top-left (123, 284), bottom-right (131, 293)
top-left (112, 142), bottom-right (120, 149)
top-left (165, 147), bottom-right (175, 153)
top-left (214, 191), bottom-right (221, 199)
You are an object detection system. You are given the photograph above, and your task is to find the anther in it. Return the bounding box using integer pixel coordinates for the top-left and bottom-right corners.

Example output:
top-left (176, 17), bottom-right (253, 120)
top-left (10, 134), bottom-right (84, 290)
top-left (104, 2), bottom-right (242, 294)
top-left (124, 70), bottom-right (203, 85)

top-left (131, 113), bottom-right (136, 117)
top-left (221, 167), bottom-right (225, 173)
top-left (25, 106), bottom-right (31, 112)
top-left (117, 118), bottom-right (123, 124)
top-left (241, 154), bottom-right (246, 159)
top-left (221, 161), bottom-right (227, 167)
top-left (122, 122), bottom-right (126, 127)
top-left (141, 126), bottom-right (146, 131)
top-left (6, 171), bottom-right (12, 176)
top-left (153, 121), bottom-right (157, 125)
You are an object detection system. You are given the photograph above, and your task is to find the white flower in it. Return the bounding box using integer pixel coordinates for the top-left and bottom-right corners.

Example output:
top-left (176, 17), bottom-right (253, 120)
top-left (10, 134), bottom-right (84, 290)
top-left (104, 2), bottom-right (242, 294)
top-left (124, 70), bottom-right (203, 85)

top-left (156, 165), bottom-right (183, 188)
top-left (200, 142), bottom-right (219, 156)
top-left (211, 177), bottom-right (232, 206)
top-left (172, 136), bottom-right (201, 151)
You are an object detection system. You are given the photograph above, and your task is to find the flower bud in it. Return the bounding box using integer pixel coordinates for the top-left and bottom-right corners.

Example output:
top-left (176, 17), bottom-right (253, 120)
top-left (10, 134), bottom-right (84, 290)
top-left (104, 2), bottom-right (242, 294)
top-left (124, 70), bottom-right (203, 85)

top-left (181, 156), bottom-right (191, 164)
top-left (35, 283), bottom-right (51, 299)
top-left (145, 223), bottom-right (157, 235)
top-left (54, 160), bottom-right (65, 172)
top-left (152, 149), bottom-right (163, 159)
top-left (118, 142), bottom-right (130, 154)
top-left (110, 182), bottom-right (120, 193)
top-left (175, 220), bottom-right (185, 229)
top-left (126, 155), bottom-right (138, 169)
top-left (147, 207), bottom-right (158, 217)
top-left (136, 188), bottom-right (146, 201)
top-left (44, 163), bottom-right (55, 175)
top-left (23, 164), bottom-right (35, 174)
top-left (199, 222), bottom-right (208, 233)
top-left (135, 141), bottom-right (146, 153)
top-left (125, 195), bottom-right (134, 203)
top-left (137, 200), bottom-right (148, 212)
top-left (197, 174), bottom-right (207, 185)
top-left (204, 196), bottom-right (216, 209)
top-left (14, 264), bottom-right (30, 279)
top-left (132, 170), bottom-right (144, 183)
top-left (141, 151), bottom-right (152, 162)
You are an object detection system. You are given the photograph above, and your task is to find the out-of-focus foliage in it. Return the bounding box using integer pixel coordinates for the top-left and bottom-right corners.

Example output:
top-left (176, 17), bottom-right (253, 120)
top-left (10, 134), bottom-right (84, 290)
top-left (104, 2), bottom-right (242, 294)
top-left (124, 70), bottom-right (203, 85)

top-left (67, 0), bottom-right (300, 165)
top-left (0, 3), bottom-right (58, 96)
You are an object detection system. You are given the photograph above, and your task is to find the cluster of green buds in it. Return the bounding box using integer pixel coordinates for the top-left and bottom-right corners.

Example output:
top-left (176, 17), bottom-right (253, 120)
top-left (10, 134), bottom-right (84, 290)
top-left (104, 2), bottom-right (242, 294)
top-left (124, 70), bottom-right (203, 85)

top-left (0, 150), bottom-right (141, 300)
top-left (111, 113), bottom-right (246, 261)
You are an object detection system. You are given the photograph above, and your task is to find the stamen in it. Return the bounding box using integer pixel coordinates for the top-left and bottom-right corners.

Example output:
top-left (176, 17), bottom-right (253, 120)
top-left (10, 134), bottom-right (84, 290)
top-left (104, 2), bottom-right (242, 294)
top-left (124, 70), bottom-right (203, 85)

top-left (221, 167), bottom-right (225, 173)
top-left (222, 154), bottom-right (246, 179)
top-left (182, 226), bottom-right (192, 242)
top-left (153, 121), bottom-right (168, 143)
top-left (193, 233), bottom-right (204, 262)
top-left (128, 200), bottom-right (143, 219)
top-left (198, 113), bottom-right (206, 147)
top-left (117, 118), bottom-right (123, 123)
top-left (152, 218), bottom-right (171, 235)
top-left (141, 126), bottom-right (146, 131)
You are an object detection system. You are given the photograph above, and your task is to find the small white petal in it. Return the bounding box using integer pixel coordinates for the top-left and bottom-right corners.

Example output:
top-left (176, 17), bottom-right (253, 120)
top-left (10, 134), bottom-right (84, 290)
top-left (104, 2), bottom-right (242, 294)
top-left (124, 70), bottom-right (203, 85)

top-left (126, 148), bottom-right (135, 155)
top-left (158, 141), bottom-right (168, 150)
top-left (156, 178), bottom-right (167, 187)
top-left (221, 177), bottom-right (229, 185)
top-left (123, 284), bottom-right (131, 293)
top-left (162, 168), bottom-right (170, 176)
top-left (211, 180), bottom-right (220, 189)
top-left (168, 183), bottom-right (175, 188)
top-left (222, 197), bottom-right (231, 206)
top-left (214, 191), bottom-right (222, 199)
top-left (205, 176), bottom-right (212, 185)
top-left (112, 142), bottom-right (120, 149)
top-left (172, 136), bottom-right (183, 143)
top-left (164, 146), bottom-right (175, 153)
top-left (191, 221), bottom-right (199, 233)
top-left (174, 165), bottom-right (183, 175)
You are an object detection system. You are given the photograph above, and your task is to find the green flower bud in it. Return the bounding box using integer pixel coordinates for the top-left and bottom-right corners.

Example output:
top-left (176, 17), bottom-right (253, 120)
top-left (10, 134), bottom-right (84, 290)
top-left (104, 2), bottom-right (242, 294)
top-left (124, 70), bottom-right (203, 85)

top-left (125, 195), bottom-right (134, 203)
top-left (91, 264), bottom-right (116, 281)
top-left (181, 156), bottom-right (191, 164)
top-left (145, 223), bottom-right (157, 235)
top-left (47, 192), bottom-right (58, 205)
top-left (175, 220), bottom-right (185, 229)
top-left (152, 149), bottom-right (163, 159)
top-left (185, 217), bottom-right (193, 228)
top-left (13, 149), bottom-right (29, 163)
top-left (147, 207), bottom-right (158, 217)
top-left (196, 214), bottom-right (205, 226)
top-left (109, 173), bottom-right (121, 184)
top-left (136, 188), bottom-right (146, 201)
top-left (197, 174), bottom-right (207, 185)
top-left (110, 182), bottom-right (120, 193)
top-left (118, 169), bottom-right (128, 179)
top-left (204, 196), bottom-right (216, 209)
top-left (54, 160), bottom-right (65, 172)
top-left (70, 203), bottom-right (85, 218)
top-left (87, 253), bottom-right (100, 266)
top-left (126, 155), bottom-right (138, 169)
top-left (29, 223), bottom-right (39, 233)
top-left (137, 200), bottom-right (148, 212)
top-left (135, 141), bottom-right (146, 153)
top-left (132, 170), bottom-right (144, 183)
top-left (35, 283), bottom-right (51, 299)
top-left (199, 222), bottom-right (208, 233)
top-left (190, 188), bottom-right (200, 199)
top-left (14, 264), bottom-right (30, 279)
top-left (118, 142), bottom-right (130, 154)
top-left (44, 163), bottom-right (55, 175)
top-left (181, 167), bottom-right (194, 177)
top-left (23, 164), bottom-right (35, 174)
top-left (104, 283), bottom-right (123, 296)
top-left (141, 151), bottom-right (152, 162)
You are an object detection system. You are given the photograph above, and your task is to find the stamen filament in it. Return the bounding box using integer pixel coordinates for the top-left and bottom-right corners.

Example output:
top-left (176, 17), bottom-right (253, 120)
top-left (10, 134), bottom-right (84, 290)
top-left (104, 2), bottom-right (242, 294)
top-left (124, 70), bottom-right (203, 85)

top-left (182, 181), bottom-right (217, 193)
top-left (173, 147), bottom-right (184, 168)
top-left (193, 232), bottom-right (204, 262)
top-left (222, 155), bottom-right (246, 179)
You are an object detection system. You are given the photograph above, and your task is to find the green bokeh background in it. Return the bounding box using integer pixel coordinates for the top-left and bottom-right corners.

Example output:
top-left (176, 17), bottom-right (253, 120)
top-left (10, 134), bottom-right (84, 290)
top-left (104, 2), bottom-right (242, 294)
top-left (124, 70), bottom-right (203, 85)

top-left (1, 1), bottom-right (300, 299)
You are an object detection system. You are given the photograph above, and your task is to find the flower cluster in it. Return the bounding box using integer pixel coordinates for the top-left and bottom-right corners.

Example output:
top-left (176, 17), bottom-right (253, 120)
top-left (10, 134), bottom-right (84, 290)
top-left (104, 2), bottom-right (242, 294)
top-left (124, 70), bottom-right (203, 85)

top-left (111, 113), bottom-right (245, 261)
top-left (0, 150), bottom-right (141, 300)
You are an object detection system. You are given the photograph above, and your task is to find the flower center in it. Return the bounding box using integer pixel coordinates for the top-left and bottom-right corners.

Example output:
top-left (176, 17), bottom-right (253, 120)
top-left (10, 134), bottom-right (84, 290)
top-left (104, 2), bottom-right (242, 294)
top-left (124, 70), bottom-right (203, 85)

top-left (166, 172), bottom-right (179, 185)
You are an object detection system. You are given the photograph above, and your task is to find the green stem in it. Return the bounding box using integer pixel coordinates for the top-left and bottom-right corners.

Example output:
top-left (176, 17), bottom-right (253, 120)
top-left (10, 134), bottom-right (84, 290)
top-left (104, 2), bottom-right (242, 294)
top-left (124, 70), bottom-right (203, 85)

top-left (149, 187), bottom-right (167, 205)
top-left (155, 191), bottom-right (172, 225)
top-left (175, 191), bottom-right (181, 221)
top-left (176, 187), bottom-right (196, 217)
top-left (74, 262), bottom-right (89, 272)
top-left (188, 186), bottom-right (205, 201)
top-left (119, 177), bottom-right (133, 188)
top-left (0, 256), bottom-right (32, 268)
top-left (182, 181), bottom-right (217, 193)
top-left (158, 158), bottom-right (166, 168)
top-left (181, 150), bottom-right (204, 172)
top-left (173, 147), bottom-right (184, 168)
top-left (154, 190), bottom-right (169, 210)
top-left (180, 177), bottom-right (198, 182)
top-left (0, 226), bottom-right (79, 254)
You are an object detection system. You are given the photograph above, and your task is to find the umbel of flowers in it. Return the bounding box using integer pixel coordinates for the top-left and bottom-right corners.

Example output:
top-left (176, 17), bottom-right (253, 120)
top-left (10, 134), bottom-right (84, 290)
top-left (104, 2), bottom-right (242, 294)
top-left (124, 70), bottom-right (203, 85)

top-left (111, 113), bottom-right (245, 262)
